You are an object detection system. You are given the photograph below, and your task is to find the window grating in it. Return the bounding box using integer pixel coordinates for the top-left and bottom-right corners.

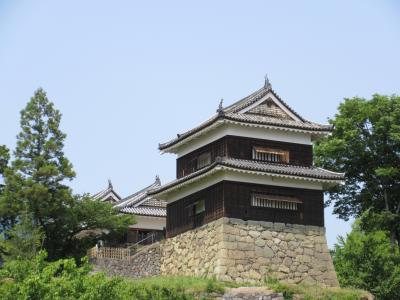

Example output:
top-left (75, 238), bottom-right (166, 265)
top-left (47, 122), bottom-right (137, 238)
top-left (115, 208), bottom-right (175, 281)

top-left (252, 147), bottom-right (289, 163)
top-left (251, 194), bottom-right (301, 211)
top-left (197, 152), bottom-right (211, 169)
top-left (187, 199), bottom-right (205, 216)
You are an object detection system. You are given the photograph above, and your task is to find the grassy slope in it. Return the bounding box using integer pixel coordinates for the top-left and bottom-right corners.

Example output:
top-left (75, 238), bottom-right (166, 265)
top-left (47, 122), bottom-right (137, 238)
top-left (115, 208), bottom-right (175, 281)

top-left (129, 276), bottom-right (370, 300)
top-left (265, 277), bottom-right (370, 300)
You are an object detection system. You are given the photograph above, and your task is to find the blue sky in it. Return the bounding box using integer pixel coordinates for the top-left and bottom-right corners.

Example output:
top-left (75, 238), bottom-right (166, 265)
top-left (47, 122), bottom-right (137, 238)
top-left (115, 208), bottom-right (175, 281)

top-left (0, 1), bottom-right (399, 247)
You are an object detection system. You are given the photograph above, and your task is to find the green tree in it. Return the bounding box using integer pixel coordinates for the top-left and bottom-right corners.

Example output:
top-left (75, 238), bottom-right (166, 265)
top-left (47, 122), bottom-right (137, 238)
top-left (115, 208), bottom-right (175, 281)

top-left (315, 94), bottom-right (400, 250)
top-left (45, 195), bottom-right (134, 259)
top-left (0, 145), bottom-right (11, 256)
top-left (0, 145), bottom-right (10, 224)
top-left (0, 145), bottom-right (22, 236)
top-left (0, 145), bottom-right (9, 178)
top-left (0, 209), bottom-right (43, 261)
top-left (0, 88), bottom-right (133, 260)
top-left (332, 223), bottom-right (400, 300)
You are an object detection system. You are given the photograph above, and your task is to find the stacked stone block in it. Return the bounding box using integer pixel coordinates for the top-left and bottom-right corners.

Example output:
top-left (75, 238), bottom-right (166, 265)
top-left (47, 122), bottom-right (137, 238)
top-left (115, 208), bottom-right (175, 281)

top-left (161, 217), bottom-right (339, 287)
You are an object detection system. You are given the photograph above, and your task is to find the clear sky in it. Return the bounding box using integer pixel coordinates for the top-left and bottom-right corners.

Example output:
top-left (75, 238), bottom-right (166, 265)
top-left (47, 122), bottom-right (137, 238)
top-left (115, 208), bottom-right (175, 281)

top-left (0, 1), bottom-right (399, 248)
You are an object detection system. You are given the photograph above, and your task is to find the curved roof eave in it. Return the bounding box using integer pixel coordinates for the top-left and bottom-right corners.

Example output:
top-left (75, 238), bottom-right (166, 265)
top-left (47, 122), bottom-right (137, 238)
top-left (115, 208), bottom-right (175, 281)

top-left (148, 158), bottom-right (344, 197)
top-left (159, 118), bottom-right (332, 154)
top-left (158, 84), bottom-right (333, 153)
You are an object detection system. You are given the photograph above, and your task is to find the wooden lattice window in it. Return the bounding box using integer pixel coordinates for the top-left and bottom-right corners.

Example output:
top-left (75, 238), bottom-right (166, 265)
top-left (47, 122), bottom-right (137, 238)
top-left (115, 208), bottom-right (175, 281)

top-left (197, 152), bottom-right (211, 169)
top-left (251, 194), bottom-right (301, 211)
top-left (187, 200), bottom-right (205, 217)
top-left (252, 147), bottom-right (289, 163)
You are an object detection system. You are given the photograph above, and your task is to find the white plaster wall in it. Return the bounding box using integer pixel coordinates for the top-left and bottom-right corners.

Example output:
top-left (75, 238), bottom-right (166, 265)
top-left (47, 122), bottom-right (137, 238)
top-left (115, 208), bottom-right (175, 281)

top-left (130, 215), bottom-right (166, 230)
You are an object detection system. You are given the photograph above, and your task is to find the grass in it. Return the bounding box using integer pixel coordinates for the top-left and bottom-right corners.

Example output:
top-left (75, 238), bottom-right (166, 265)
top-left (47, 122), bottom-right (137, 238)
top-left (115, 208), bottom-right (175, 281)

top-left (126, 276), bottom-right (238, 299)
top-left (126, 276), bottom-right (370, 300)
top-left (129, 276), bottom-right (229, 294)
top-left (264, 277), bottom-right (370, 300)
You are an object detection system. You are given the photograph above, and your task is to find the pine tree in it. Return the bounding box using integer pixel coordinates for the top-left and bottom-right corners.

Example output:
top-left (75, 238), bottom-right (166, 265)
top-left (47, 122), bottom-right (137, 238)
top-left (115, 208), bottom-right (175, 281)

top-left (0, 145), bottom-right (9, 177)
top-left (1, 88), bottom-right (133, 260)
top-left (0, 145), bottom-right (21, 235)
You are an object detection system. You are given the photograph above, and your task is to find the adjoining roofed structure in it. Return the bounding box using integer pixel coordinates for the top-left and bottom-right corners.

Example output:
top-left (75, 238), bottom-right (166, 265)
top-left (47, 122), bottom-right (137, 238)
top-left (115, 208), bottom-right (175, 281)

top-left (92, 179), bottom-right (121, 203)
top-left (92, 176), bottom-right (166, 245)
top-left (115, 175), bottom-right (166, 217)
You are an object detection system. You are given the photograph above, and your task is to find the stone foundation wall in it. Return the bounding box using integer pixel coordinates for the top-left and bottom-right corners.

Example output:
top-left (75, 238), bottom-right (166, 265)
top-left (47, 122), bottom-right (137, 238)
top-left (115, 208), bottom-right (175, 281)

top-left (161, 218), bottom-right (339, 287)
top-left (92, 242), bottom-right (161, 278)
top-left (160, 218), bottom-right (224, 277)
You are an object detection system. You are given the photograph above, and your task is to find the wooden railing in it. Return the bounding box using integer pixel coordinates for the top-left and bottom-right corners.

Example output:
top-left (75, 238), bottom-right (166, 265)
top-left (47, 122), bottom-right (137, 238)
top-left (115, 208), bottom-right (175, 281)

top-left (87, 233), bottom-right (158, 260)
top-left (87, 246), bottom-right (132, 260)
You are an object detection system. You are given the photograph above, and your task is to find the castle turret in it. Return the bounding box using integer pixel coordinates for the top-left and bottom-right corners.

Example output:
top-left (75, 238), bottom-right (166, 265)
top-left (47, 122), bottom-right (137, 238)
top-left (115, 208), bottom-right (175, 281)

top-left (150, 80), bottom-right (342, 286)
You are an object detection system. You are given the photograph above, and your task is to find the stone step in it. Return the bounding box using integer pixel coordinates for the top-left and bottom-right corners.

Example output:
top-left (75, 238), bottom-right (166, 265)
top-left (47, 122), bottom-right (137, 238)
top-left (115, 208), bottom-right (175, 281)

top-left (222, 287), bottom-right (284, 300)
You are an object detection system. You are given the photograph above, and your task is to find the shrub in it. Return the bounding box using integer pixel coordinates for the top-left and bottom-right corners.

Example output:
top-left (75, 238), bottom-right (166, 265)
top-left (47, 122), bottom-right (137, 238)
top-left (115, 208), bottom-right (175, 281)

top-left (0, 251), bottom-right (191, 300)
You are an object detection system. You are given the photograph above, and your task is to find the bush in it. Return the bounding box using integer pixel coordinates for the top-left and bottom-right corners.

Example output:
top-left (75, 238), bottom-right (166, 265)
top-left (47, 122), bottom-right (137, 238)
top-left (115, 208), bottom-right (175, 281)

top-left (0, 251), bottom-right (191, 300)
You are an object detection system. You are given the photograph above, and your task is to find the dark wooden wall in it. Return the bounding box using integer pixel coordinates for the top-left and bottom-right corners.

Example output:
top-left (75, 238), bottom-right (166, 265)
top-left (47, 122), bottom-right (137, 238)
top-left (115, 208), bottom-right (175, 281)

top-left (176, 136), bottom-right (313, 178)
top-left (222, 181), bottom-right (324, 227)
top-left (166, 183), bottom-right (224, 238)
top-left (176, 138), bottom-right (227, 178)
top-left (225, 136), bottom-right (313, 166)
top-left (166, 181), bottom-right (324, 238)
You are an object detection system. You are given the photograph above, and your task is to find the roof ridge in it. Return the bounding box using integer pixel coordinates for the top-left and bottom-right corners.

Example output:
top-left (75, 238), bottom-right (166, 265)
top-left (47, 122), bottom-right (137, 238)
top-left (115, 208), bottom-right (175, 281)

top-left (119, 179), bottom-right (160, 202)
top-left (225, 87), bottom-right (306, 123)
top-left (223, 86), bottom-right (266, 112)
top-left (92, 186), bottom-right (111, 198)
top-left (158, 84), bottom-right (332, 152)
top-left (92, 182), bottom-right (122, 201)
top-left (115, 178), bottom-right (161, 208)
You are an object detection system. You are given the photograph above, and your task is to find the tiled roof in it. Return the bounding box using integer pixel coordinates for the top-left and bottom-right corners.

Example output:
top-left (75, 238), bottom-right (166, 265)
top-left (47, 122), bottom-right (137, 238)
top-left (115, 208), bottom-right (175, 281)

top-left (115, 178), bottom-right (161, 209)
top-left (148, 157), bottom-right (344, 195)
top-left (223, 86), bottom-right (305, 121)
top-left (92, 180), bottom-right (121, 202)
top-left (114, 176), bottom-right (167, 217)
top-left (159, 84), bottom-right (332, 151)
top-left (224, 113), bottom-right (332, 131)
top-left (220, 158), bottom-right (344, 180)
top-left (120, 206), bottom-right (166, 217)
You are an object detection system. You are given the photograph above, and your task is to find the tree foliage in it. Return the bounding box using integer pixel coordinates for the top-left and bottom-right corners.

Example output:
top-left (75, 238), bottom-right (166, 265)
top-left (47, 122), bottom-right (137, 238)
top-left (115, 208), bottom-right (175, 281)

top-left (315, 94), bottom-right (400, 249)
top-left (0, 209), bottom-right (44, 261)
top-left (0, 145), bottom-right (9, 178)
top-left (0, 145), bottom-right (23, 235)
top-left (0, 145), bottom-right (14, 234)
top-left (0, 88), bottom-right (134, 260)
top-left (332, 223), bottom-right (400, 300)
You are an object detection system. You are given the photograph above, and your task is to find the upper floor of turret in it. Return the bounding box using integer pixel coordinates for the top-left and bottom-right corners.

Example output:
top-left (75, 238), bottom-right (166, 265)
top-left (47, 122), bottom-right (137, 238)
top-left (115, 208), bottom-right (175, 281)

top-left (158, 79), bottom-right (332, 179)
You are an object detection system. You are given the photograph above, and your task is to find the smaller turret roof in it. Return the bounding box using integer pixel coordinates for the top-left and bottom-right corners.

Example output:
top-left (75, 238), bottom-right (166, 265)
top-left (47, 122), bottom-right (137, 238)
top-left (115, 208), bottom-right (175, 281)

top-left (114, 176), bottom-right (167, 217)
top-left (92, 179), bottom-right (121, 202)
top-left (92, 177), bottom-right (167, 217)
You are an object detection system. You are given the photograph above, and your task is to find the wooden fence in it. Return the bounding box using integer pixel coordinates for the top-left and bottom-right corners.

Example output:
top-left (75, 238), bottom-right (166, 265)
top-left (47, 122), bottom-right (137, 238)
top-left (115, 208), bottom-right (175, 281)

top-left (87, 246), bottom-right (134, 260)
top-left (87, 233), bottom-right (158, 260)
